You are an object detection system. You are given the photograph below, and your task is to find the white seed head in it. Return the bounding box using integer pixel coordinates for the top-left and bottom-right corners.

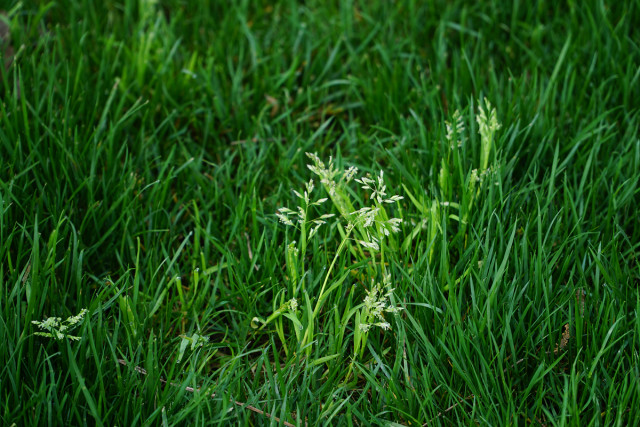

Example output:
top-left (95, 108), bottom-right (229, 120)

top-left (446, 109), bottom-right (465, 148)
top-left (277, 212), bottom-right (294, 226)
top-left (358, 239), bottom-right (379, 251)
top-left (359, 323), bottom-right (372, 332)
top-left (383, 195), bottom-right (403, 203)
top-left (344, 166), bottom-right (358, 183)
top-left (470, 169), bottom-right (480, 183)
top-left (375, 322), bottom-right (391, 331)
top-left (296, 206), bottom-right (306, 220)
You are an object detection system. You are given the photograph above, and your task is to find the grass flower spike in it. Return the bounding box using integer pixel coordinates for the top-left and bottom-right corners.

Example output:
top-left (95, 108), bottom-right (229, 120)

top-left (270, 153), bottom-right (405, 359)
top-left (477, 98), bottom-right (501, 171)
top-left (354, 275), bottom-right (403, 358)
top-left (32, 309), bottom-right (89, 341)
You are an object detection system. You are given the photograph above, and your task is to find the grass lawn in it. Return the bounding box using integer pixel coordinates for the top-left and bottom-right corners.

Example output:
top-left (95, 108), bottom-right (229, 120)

top-left (1, 1), bottom-right (639, 425)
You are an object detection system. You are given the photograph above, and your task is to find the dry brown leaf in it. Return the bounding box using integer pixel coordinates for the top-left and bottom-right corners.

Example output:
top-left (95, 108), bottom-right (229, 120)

top-left (265, 94), bottom-right (279, 117)
top-left (554, 323), bottom-right (571, 354)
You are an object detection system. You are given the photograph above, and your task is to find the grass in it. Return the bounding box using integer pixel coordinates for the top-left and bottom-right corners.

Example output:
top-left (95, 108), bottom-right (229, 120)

top-left (1, 0), bottom-right (639, 425)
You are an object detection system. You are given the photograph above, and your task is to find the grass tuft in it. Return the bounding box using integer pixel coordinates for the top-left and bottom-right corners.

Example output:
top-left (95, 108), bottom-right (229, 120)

top-left (1, 0), bottom-right (639, 425)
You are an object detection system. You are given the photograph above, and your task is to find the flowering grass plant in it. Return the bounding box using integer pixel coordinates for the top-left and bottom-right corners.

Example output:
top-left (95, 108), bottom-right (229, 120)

top-left (32, 309), bottom-right (89, 341)
top-left (2, 2), bottom-right (639, 425)
top-left (259, 153), bottom-right (404, 361)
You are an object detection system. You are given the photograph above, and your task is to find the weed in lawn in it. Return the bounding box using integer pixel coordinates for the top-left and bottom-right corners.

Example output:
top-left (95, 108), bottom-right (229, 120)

top-left (32, 308), bottom-right (88, 341)
top-left (2, 1), bottom-right (640, 425)
top-left (403, 99), bottom-right (502, 273)
top-left (261, 153), bottom-right (404, 361)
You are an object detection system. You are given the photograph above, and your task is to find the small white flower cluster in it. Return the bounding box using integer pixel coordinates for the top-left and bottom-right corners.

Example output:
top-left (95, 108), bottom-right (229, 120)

top-left (304, 153), bottom-right (359, 221)
top-left (356, 170), bottom-right (404, 205)
top-left (446, 110), bottom-right (465, 148)
top-left (278, 153), bottom-right (403, 251)
top-left (350, 170), bottom-right (404, 250)
top-left (476, 99), bottom-right (501, 141)
top-left (477, 98), bottom-right (501, 174)
top-left (32, 308), bottom-right (88, 341)
top-left (306, 152), bottom-right (342, 196)
top-left (275, 208), bottom-right (295, 226)
top-left (351, 206), bottom-right (402, 250)
top-left (344, 166), bottom-right (358, 183)
top-left (442, 99), bottom-right (497, 186)
top-left (354, 206), bottom-right (379, 229)
top-left (470, 164), bottom-right (497, 184)
top-left (276, 178), bottom-right (336, 239)
top-left (359, 276), bottom-right (403, 332)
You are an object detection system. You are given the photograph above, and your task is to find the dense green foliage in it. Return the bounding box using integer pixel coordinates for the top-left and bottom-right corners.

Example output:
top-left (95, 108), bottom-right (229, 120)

top-left (1, 1), bottom-right (639, 425)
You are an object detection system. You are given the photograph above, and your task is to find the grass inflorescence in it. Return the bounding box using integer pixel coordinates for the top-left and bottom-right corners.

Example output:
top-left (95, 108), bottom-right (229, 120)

top-left (1, 1), bottom-right (639, 425)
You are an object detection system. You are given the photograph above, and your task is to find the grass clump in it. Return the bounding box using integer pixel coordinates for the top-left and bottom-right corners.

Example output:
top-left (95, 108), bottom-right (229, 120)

top-left (1, 1), bottom-right (640, 425)
top-left (265, 153), bottom-right (404, 362)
